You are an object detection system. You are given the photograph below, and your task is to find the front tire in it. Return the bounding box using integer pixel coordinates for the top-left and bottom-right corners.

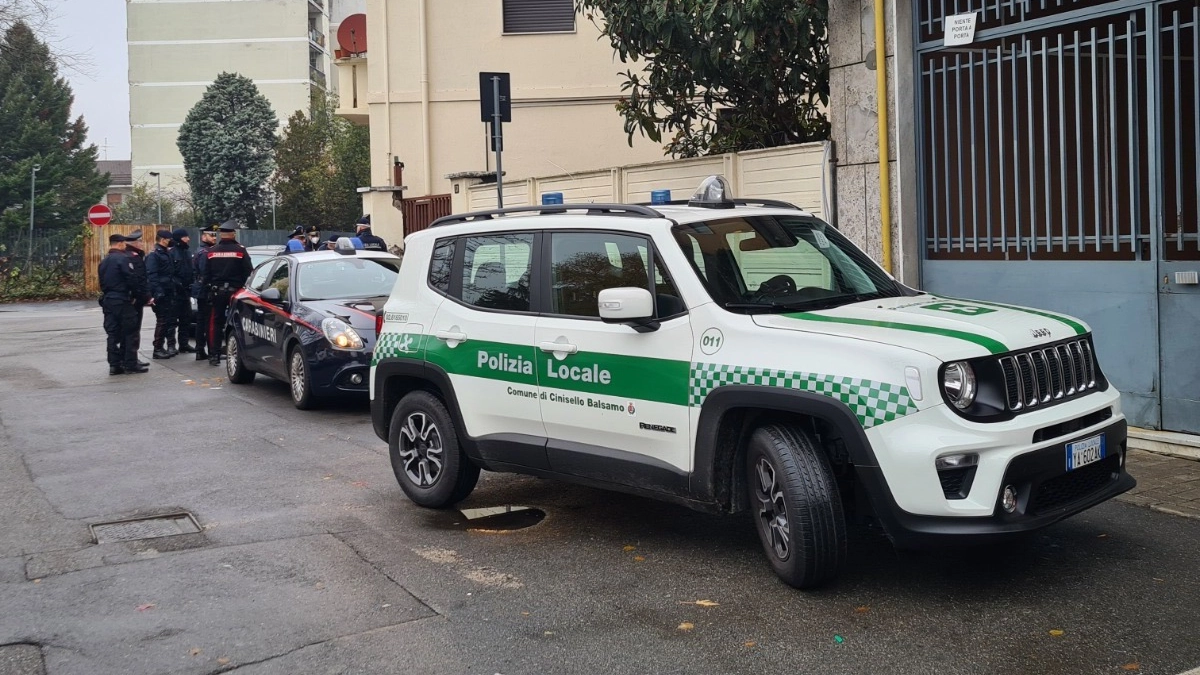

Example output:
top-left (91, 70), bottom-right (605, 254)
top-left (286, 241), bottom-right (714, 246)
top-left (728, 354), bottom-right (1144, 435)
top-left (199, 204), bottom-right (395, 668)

top-left (288, 347), bottom-right (316, 410)
top-left (225, 332), bottom-right (254, 384)
top-left (745, 424), bottom-right (847, 589)
top-left (388, 391), bottom-right (479, 508)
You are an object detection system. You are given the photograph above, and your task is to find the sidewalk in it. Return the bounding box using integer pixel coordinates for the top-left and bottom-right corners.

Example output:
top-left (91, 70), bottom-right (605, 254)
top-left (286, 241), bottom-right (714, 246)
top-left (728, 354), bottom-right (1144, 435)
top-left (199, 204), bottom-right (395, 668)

top-left (1118, 449), bottom-right (1200, 520)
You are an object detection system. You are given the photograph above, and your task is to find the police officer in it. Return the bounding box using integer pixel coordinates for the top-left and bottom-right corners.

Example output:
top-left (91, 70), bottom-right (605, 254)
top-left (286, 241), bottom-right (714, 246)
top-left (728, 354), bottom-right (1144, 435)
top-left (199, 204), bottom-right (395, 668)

top-left (170, 228), bottom-right (196, 353)
top-left (201, 220), bottom-right (253, 366)
top-left (124, 230), bottom-right (152, 364)
top-left (98, 233), bottom-right (148, 375)
top-left (355, 215), bottom-right (387, 252)
top-left (306, 225), bottom-right (322, 251)
top-left (286, 225), bottom-right (311, 252)
top-left (192, 224), bottom-right (219, 360)
top-left (145, 230), bottom-right (178, 359)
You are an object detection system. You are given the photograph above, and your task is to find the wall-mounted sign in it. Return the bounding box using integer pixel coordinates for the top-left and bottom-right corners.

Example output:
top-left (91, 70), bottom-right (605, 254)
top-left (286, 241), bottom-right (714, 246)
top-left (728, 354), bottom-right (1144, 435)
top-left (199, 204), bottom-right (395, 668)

top-left (944, 12), bottom-right (978, 46)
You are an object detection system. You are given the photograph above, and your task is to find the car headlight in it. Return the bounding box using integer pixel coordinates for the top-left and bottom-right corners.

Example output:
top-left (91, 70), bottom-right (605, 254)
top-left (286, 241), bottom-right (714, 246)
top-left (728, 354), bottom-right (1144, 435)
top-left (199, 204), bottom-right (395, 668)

top-left (942, 361), bottom-right (977, 409)
top-left (321, 317), bottom-right (364, 350)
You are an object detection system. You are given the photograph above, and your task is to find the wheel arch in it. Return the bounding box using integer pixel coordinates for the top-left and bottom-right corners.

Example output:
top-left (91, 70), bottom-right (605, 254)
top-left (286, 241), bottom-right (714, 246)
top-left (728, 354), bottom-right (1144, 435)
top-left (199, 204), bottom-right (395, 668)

top-left (692, 386), bottom-right (879, 513)
top-left (371, 360), bottom-right (466, 450)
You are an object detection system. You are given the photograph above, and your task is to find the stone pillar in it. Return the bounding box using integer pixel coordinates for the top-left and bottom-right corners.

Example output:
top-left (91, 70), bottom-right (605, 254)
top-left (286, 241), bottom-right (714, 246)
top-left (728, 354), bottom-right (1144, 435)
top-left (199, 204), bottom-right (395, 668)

top-left (828, 0), bottom-right (920, 286)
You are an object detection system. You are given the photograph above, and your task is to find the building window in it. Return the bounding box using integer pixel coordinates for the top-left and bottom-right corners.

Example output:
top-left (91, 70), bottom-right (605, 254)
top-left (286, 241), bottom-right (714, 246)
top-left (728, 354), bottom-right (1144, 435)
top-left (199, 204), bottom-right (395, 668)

top-left (502, 0), bottom-right (574, 34)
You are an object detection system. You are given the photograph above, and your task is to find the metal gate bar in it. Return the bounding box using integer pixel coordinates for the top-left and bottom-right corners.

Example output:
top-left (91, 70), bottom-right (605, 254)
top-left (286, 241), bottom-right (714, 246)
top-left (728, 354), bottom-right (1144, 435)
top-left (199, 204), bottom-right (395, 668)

top-left (1160, 3), bottom-right (1199, 260)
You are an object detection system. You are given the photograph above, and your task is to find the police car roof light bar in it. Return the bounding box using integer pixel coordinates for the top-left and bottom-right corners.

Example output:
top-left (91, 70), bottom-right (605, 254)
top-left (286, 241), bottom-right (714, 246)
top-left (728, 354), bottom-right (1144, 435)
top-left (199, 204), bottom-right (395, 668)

top-left (637, 197), bottom-right (803, 211)
top-left (334, 237), bottom-right (358, 255)
top-left (429, 203), bottom-right (663, 228)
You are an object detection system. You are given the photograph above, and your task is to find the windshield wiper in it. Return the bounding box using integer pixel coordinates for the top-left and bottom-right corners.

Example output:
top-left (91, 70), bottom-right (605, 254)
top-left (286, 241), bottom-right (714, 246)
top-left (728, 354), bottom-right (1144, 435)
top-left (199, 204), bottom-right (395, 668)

top-left (725, 293), bottom-right (883, 314)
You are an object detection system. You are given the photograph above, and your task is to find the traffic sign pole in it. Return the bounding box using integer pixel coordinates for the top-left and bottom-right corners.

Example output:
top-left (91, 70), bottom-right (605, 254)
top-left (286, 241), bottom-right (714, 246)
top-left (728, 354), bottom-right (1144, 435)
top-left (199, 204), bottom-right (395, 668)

top-left (492, 75), bottom-right (504, 209)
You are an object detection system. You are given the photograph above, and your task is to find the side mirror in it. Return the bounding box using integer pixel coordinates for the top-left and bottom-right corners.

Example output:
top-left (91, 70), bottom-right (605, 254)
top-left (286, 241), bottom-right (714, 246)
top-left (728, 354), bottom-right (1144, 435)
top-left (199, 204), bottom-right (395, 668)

top-left (598, 287), bottom-right (658, 332)
top-left (260, 287), bottom-right (283, 303)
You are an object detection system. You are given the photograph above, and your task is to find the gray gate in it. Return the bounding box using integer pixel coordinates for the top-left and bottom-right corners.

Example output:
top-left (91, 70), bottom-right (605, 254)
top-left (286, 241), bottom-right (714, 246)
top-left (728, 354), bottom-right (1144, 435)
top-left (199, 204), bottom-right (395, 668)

top-left (915, 0), bottom-right (1199, 432)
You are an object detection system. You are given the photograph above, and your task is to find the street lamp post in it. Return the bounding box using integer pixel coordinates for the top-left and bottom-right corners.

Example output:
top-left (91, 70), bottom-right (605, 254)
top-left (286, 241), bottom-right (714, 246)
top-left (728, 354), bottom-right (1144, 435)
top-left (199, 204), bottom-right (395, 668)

top-left (148, 171), bottom-right (162, 224)
top-left (27, 163), bottom-right (40, 271)
top-left (270, 191), bottom-right (277, 229)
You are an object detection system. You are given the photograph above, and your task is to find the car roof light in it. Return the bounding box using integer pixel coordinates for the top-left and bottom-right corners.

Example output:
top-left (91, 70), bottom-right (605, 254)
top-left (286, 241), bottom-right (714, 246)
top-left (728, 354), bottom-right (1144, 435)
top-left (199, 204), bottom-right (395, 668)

top-left (650, 189), bottom-right (671, 205)
top-left (334, 237), bottom-right (357, 255)
top-left (688, 175), bottom-right (736, 209)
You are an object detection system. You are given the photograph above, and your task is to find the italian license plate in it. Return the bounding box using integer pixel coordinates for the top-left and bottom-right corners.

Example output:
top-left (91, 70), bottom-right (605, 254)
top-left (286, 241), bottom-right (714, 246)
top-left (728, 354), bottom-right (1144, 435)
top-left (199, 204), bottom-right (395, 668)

top-left (1066, 434), bottom-right (1106, 471)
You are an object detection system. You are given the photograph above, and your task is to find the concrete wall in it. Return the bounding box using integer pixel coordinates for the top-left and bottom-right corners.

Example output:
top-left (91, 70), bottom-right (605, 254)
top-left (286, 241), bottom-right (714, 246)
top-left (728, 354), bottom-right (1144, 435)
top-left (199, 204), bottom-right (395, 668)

top-left (452, 142), bottom-right (831, 219)
top-left (827, 0), bottom-right (919, 285)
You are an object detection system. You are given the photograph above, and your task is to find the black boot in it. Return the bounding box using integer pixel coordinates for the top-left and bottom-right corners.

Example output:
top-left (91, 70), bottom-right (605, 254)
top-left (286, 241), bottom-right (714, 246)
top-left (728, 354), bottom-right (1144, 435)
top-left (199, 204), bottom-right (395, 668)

top-left (152, 345), bottom-right (171, 359)
top-left (109, 365), bottom-right (125, 376)
top-left (124, 363), bottom-right (149, 373)
top-left (195, 349), bottom-right (208, 361)
top-left (166, 339), bottom-right (179, 357)
top-left (208, 355), bottom-right (220, 366)
top-left (178, 340), bottom-right (195, 353)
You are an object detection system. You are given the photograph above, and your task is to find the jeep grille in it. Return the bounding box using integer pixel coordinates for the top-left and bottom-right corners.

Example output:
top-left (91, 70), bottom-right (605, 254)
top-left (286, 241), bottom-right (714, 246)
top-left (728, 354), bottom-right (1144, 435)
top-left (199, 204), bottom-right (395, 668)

top-left (998, 338), bottom-right (1097, 411)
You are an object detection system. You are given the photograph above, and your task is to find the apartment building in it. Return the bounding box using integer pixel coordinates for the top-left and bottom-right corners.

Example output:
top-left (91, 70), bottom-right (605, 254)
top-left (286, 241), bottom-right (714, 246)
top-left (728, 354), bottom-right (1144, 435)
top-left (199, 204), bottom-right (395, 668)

top-left (127, 0), bottom-right (333, 190)
top-left (332, 0), bottom-right (668, 243)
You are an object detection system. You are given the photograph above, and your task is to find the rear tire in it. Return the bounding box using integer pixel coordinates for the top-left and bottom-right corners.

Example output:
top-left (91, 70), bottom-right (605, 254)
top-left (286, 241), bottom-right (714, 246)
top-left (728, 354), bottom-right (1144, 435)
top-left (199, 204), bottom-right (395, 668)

top-left (745, 424), bottom-right (847, 589)
top-left (388, 391), bottom-right (479, 508)
top-left (225, 331), bottom-right (254, 384)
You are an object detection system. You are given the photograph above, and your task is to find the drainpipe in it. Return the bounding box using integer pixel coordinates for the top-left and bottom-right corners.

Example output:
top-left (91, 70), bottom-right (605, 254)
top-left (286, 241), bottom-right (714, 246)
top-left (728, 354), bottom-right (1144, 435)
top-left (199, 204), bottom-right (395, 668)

top-left (874, 0), bottom-right (893, 273)
top-left (418, 0), bottom-right (432, 195)
top-left (381, 0), bottom-right (393, 188)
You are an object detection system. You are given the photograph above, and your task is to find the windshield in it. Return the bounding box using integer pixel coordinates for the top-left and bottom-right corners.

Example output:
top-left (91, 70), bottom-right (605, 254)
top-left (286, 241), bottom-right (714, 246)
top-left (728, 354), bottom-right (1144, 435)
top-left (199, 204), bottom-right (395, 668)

top-left (672, 215), bottom-right (901, 312)
top-left (296, 258), bottom-right (400, 301)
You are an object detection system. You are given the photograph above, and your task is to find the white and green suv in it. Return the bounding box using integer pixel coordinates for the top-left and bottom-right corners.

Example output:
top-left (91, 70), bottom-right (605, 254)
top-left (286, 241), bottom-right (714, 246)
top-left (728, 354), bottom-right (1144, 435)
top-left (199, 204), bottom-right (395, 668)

top-left (370, 176), bottom-right (1133, 588)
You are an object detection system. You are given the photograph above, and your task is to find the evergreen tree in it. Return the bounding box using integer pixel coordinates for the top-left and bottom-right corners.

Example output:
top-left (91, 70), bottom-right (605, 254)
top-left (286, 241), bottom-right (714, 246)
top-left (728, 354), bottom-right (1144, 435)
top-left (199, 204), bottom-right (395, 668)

top-left (576, 0), bottom-right (829, 157)
top-left (272, 93), bottom-right (370, 230)
top-left (0, 20), bottom-right (107, 237)
top-left (177, 72), bottom-right (278, 227)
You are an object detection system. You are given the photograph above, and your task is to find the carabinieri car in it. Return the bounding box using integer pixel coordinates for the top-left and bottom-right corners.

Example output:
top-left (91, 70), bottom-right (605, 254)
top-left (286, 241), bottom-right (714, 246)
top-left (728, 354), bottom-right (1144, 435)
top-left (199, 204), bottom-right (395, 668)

top-left (226, 239), bottom-right (402, 409)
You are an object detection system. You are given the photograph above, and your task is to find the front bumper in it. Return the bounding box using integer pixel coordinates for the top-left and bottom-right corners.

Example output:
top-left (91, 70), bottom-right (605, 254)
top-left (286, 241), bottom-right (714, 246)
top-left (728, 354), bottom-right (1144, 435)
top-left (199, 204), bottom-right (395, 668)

top-left (860, 417), bottom-right (1134, 546)
top-left (308, 349), bottom-right (372, 396)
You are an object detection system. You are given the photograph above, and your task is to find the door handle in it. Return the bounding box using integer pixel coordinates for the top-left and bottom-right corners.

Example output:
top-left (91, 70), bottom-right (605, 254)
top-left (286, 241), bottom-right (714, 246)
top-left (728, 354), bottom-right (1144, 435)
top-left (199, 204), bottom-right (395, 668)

top-left (435, 330), bottom-right (467, 342)
top-left (539, 341), bottom-right (578, 354)
top-left (253, 308), bottom-right (264, 316)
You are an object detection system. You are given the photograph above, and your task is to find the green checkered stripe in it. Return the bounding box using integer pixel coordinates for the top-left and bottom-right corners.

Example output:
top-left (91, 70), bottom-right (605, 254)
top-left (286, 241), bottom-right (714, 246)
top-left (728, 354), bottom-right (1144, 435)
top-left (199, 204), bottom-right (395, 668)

top-left (688, 363), bottom-right (918, 429)
top-left (372, 333), bottom-right (424, 366)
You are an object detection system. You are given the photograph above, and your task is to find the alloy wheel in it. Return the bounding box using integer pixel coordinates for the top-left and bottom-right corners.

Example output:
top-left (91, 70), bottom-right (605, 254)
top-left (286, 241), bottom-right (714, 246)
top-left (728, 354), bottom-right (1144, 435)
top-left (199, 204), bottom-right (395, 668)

top-left (755, 456), bottom-right (790, 561)
top-left (289, 351), bottom-right (306, 403)
top-left (398, 412), bottom-right (444, 487)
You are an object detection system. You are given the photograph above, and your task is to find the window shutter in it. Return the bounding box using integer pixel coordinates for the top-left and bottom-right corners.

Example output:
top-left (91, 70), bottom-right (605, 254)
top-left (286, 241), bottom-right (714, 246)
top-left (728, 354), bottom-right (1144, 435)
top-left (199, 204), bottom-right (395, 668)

top-left (502, 0), bottom-right (575, 33)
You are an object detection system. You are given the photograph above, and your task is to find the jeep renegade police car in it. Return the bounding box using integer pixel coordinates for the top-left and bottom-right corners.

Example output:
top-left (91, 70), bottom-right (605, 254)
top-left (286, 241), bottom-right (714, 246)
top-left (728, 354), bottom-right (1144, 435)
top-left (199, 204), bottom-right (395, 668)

top-left (370, 176), bottom-right (1133, 589)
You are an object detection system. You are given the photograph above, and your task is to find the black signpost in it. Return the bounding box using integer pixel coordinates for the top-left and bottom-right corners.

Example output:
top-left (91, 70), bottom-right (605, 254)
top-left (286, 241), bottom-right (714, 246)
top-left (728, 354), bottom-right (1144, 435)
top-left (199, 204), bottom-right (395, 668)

top-left (479, 72), bottom-right (511, 207)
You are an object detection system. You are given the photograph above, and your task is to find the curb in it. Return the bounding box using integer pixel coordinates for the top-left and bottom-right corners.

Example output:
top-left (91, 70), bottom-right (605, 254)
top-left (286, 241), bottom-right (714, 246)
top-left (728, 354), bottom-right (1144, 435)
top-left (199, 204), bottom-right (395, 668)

top-left (1128, 428), bottom-right (1200, 463)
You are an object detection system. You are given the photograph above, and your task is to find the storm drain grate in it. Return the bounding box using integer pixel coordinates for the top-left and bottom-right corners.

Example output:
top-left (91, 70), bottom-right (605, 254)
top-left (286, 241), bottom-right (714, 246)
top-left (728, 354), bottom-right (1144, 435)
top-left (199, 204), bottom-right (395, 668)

top-left (89, 512), bottom-right (201, 544)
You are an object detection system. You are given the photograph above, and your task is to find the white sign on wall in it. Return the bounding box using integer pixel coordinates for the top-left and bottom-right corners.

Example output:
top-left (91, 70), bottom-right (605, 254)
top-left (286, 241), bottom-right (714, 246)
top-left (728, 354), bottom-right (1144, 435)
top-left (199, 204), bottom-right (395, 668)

top-left (944, 12), bottom-right (979, 46)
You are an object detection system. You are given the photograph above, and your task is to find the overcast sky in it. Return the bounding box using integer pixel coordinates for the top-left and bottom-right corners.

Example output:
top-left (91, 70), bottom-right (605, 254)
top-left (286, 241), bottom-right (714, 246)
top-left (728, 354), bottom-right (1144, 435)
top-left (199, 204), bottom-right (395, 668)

top-left (52, 0), bottom-right (130, 160)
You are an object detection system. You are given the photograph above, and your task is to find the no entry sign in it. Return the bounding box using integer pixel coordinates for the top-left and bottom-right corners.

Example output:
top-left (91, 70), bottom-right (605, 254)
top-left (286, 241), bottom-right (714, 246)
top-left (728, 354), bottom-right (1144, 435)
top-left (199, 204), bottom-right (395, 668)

top-left (87, 204), bottom-right (113, 226)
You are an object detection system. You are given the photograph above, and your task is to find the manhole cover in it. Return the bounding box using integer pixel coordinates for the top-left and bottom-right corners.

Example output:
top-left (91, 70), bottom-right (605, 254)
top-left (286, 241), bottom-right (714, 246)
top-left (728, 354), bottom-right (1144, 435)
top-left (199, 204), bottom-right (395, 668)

top-left (90, 513), bottom-right (201, 544)
top-left (458, 506), bottom-right (545, 532)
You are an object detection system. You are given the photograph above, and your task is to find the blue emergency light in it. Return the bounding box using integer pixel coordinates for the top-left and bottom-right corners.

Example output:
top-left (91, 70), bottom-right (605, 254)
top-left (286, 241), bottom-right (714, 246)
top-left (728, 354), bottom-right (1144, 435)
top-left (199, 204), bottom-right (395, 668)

top-left (541, 192), bottom-right (564, 205)
top-left (650, 189), bottom-right (672, 205)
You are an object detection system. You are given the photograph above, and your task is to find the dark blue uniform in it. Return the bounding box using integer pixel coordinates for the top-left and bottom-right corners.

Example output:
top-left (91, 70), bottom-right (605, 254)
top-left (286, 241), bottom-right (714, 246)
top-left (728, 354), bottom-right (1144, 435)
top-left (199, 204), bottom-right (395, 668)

top-left (146, 242), bottom-right (178, 357)
top-left (192, 240), bottom-right (213, 359)
top-left (357, 228), bottom-right (387, 252)
top-left (125, 244), bottom-right (150, 357)
top-left (98, 247), bottom-right (141, 372)
top-left (171, 235), bottom-right (196, 351)
top-left (201, 236), bottom-right (253, 364)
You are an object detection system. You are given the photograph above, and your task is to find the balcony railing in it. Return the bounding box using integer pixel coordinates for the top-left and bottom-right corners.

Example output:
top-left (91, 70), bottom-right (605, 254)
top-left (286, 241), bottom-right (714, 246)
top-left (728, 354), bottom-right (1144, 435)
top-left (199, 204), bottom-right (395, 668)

top-left (308, 29), bottom-right (325, 47)
top-left (310, 66), bottom-right (327, 89)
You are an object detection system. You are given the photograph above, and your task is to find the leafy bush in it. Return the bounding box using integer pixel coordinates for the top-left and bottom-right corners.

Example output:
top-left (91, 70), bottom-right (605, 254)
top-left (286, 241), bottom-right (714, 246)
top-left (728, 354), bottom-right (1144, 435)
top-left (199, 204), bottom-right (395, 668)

top-left (0, 225), bottom-right (89, 302)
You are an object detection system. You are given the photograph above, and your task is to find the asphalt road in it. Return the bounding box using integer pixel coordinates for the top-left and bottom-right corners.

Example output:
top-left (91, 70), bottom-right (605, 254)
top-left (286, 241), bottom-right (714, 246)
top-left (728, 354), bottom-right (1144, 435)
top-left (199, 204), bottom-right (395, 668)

top-left (1, 301), bottom-right (1198, 675)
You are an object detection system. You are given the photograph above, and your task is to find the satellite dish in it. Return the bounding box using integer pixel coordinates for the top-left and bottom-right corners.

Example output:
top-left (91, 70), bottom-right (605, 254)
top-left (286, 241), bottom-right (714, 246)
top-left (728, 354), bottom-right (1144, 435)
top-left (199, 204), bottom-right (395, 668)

top-left (337, 14), bottom-right (367, 55)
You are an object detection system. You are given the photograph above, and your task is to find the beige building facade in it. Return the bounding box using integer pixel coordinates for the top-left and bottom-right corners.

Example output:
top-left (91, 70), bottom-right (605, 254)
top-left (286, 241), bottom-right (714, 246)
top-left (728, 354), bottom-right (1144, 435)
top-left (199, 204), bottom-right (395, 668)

top-left (126, 0), bottom-right (333, 190)
top-left (332, 0), bottom-right (669, 244)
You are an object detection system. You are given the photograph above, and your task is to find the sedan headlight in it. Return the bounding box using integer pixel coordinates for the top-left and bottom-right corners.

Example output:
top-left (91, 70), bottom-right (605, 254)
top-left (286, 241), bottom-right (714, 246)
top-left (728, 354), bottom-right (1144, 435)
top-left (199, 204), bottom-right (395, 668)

top-left (322, 317), bottom-right (364, 350)
top-left (942, 361), bottom-right (977, 409)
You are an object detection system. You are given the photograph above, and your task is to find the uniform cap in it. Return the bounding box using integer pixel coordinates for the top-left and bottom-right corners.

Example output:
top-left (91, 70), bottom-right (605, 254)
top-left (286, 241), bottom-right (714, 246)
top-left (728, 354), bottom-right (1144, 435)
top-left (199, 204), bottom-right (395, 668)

top-left (156, 229), bottom-right (173, 241)
top-left (356, 214), bottom-right (371, 225)
top-left (290, 225), bottom-right (305, 237)
top-left (108, 233), bottom-right (129, 244)
top-left (206, 223), bottom-right (221, 234)
top-left (219, 219), bottom-right (238, 232)
top-left (306, 225), bottom-right (321, 235)
top-left (172, 228), bottom-right (189, 240)
top-left (127, 229), bottom-right (143, 241)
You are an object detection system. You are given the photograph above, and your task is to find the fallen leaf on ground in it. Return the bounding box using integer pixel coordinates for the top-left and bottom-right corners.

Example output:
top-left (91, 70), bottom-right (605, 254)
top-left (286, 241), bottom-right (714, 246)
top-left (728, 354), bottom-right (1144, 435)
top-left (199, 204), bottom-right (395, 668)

top-left (521, 611), bottom-right (530, 616)
top-left (217, 658), bottom-right (230, 666)
top-left (633, 556), bottom-right (646, 562)
top-left (1048, 629), bottom-right (1065, 637)
top-left (189, 648), bottom-right (201, 656)
top-left (350, 481), bottom-right (368, 488)
top-left (622, 545), bottom-right (636, 552)
top-left (1121, 663), bottom-right (1139, 671)
top-left (743, 641), bottom-right (756, 648)
top-left (677, 622), bottom-right (695, 631)
top-left (31, 579), bottom-right (41, 584)
top-left (677, 600), bottom-right (718, 607)
top-left (855, 606), bottom-right (870, 614)
top-left (136, 603), bottom-right (155, 612)
top-left (543, 631), bottom-right (555, 636)
top-left (314, 582), bottom-right (325, 590)
top-left (322, 476), bottom-right (332, 480)
top-left (1153, 578), bottom-right (1164, 582)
